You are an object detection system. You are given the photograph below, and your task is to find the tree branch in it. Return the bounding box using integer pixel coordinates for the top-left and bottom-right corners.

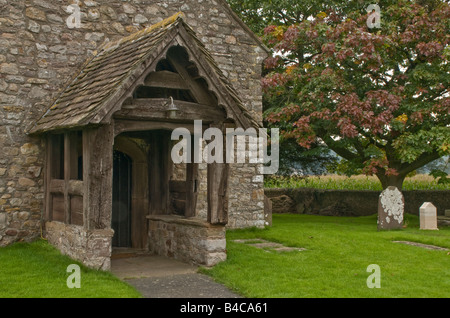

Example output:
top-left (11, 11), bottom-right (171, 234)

top-left (398, 151), bottom-right (442, 176)
top-left (359, 130), bottom-right (386, 149)
top-left (321, 135), bottom-right (360, 161)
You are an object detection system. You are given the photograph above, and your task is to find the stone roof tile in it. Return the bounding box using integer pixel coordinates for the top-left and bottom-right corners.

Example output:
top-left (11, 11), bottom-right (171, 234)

top-left (28, 12), bottom-right (260, 134)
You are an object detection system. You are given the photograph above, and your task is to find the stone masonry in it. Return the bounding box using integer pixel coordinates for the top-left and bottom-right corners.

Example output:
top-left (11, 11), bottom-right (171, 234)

top-left (45, 221), bottom-right (114, 270)
top-left (147, 215), bottom-right (226, 267)
top-left (0, 0), bottom-right (268, 248)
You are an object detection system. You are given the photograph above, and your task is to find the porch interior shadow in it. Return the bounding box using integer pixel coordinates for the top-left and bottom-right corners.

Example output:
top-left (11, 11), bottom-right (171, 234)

top-left (112, 151), bottom-right (132, 248)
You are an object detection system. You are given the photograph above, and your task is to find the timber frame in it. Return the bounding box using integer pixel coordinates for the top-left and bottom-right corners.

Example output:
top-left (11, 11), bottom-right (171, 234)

top-left (29, 13), bottom-right (261, 261)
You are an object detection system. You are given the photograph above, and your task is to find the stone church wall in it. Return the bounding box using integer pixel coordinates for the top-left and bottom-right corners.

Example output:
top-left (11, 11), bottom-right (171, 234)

top-left (0, 0), bottom-right (267, 246)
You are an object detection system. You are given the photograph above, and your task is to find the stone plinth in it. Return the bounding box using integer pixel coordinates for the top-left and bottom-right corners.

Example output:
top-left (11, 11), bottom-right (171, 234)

top-left (45, 222), bottom-right (114, 270)
top-left (420, 202), bottom-right (438, 230)
top-left (147, 215), bottom-right (226, 267)
top-left (378, 186), bottom-right (404, 230)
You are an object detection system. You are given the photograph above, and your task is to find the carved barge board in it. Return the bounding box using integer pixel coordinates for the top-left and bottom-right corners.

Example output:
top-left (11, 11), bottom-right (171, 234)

top-left (115, 99), bottom-right (226, 123)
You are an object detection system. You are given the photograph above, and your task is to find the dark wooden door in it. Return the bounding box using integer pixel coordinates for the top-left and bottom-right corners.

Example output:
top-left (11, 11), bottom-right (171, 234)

top-left (112, 151), bottom-right (132, 247)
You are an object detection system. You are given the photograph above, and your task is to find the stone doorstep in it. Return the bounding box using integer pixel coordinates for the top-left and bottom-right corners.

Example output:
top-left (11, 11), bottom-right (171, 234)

top-left (111, 248), bottom-right (151, 260)
top-left (392, 241), bottom-right (449, 251)
top-left (232, 238), bottom-right (306, 253)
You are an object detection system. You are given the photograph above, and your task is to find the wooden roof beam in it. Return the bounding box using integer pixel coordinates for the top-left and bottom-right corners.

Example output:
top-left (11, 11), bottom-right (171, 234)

top-left (114, 98), bottom-right (226, 123)
top-left (144, 71), bottom-right (189, 90)
top-left (167, 54), bottom-right (216, 106)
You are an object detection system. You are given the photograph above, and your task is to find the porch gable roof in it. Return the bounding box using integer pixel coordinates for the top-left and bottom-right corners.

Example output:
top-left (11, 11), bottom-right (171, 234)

top-left (28, 12), bottom-right (261, 135)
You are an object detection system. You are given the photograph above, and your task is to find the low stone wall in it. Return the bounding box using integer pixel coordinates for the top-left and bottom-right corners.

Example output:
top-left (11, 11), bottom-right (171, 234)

top-left (265, 188), bottom-right (450, 217)
top-left (147, 215), bottom-right (226, 267)
top-left (45, 222), bottom-right (114, 271)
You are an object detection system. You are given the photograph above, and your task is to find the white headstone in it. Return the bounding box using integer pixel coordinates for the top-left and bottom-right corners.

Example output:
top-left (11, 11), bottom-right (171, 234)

top-left (420, 202), bottom-right (438, 230)
top-left (378, 186), bottom-right (404, 230)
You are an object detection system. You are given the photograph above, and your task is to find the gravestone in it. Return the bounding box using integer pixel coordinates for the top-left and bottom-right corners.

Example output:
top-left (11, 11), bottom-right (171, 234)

top-left (264, 195), bottom-right (273, 226)
top-left (419, 202), bottom-right (438, 230)
top-left (378, 186), bottom-right (404, 230)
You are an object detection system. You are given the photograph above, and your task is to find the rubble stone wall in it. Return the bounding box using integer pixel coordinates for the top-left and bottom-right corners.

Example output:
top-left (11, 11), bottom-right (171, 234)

top-left (45, 221), bottom-right (114, 270)
top-left (265, 188), bottom-right (450, 217)
top-left (147, 215), bottom-right (226, 267)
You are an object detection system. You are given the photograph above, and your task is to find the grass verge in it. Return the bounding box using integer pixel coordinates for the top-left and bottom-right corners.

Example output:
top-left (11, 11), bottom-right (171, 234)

top-left (0, 240), bottom-right (141, 298)
top-left (201, 214), bottom-right (450, 298)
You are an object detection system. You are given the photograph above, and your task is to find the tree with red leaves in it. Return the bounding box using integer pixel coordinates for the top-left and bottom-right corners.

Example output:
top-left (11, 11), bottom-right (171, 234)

top-left (262, 0), bottom-right (450, 189)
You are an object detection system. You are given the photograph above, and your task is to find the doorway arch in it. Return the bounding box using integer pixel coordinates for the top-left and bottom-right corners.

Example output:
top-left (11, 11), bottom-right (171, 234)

top-left (113, 136), bottom-right (149, 249)
top-left (112, 150), bottom-right (132, 247)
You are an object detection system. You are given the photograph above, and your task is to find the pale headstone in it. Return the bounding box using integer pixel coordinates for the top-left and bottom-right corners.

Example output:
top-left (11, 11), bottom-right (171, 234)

top-left (420, 202), bottom-right (438, 230)
top-left (378, 186), bottom-right (404, 230)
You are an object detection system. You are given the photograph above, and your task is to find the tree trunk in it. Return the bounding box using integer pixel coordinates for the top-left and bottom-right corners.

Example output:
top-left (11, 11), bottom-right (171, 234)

top-left (376, 173), bottom-right (407, 190)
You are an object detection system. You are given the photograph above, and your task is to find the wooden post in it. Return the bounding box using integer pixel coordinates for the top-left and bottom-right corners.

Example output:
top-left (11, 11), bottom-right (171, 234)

top-left (82, 130), bottom-right (91, 228)
top-left (149, 131), bottom-right (172, 215)
top-left (185, 141), bottom-right (199, 217)
top-left (64, 133), bottom-right (71, 225)
top-left (83, 125), bottom-right (114, 230)
top-left (207, 163), bottom-right (229, 224)
top-left (44, 135), bottom-right (53, 222)
top-left (69, 132), bottom-right (79, 180)
top-left (149, 133), bottom-right (160, 215)
top-left (161, 131), bottom-right (172, 215)
top-left (132, 161), bottom-right (149, 248)
top-left (207, 124), bottom-right (229, 225)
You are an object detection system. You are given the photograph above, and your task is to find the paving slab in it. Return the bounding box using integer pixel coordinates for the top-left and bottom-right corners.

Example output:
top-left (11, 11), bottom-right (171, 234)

top-left (125, 274), bottom-right (242, 298)
top-left (273, 247), bottom-right (307, 252)
top-left (249, 242), bottom-right (283, 249)
top-left (110, 253), bottom-right (241, 298)
top-left (111, 254), bottom-right (198, 280)
top-left (232, 238), bottom-right (307, 253)
top-left (392, 241), bottom-right (449, 251)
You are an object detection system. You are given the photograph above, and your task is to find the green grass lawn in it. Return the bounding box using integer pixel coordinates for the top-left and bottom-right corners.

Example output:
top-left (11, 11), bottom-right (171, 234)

top-left (2, 214), bottom-right (448, 298)
top-left (201, 214), bottom-right (450, 298)
top-left (0, 240), bottom-right (141, 298)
